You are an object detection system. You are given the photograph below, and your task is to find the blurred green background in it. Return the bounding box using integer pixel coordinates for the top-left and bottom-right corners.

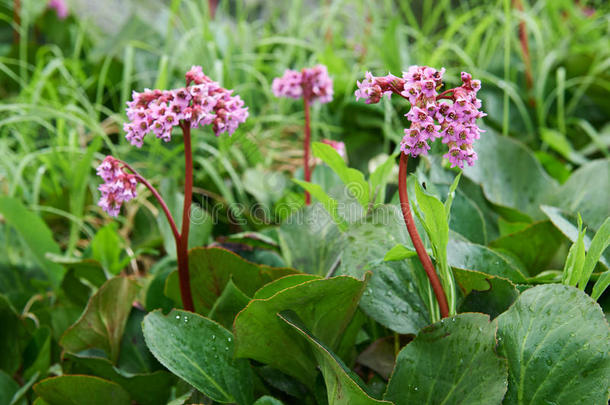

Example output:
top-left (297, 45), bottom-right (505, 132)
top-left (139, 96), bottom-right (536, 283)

top-left (0, 0), bottom-right (608, 274)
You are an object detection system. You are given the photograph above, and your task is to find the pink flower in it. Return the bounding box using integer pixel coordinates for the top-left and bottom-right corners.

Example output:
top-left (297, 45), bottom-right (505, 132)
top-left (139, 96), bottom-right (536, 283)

top-left (356, 67), bottom-right (485, 167)
top-left (123, 66), bottom-right (248, 145)
top-left (272, 65), bottom-right (333, 104)
top-left (47, 0), bottom-right (68, 19)
top-left (96, 157), bottom-right (137, 217)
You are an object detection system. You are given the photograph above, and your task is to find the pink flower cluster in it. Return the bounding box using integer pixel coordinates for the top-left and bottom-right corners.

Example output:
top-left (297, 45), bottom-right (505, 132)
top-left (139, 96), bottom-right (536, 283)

top-left (355, 67), bottom-right (485, 168)
top-left (272, 65), bottom-right (333, 104)
top-left (124, 66), bottom-right (248, 147)
top-left (96, 156), bottom-right (137, 217)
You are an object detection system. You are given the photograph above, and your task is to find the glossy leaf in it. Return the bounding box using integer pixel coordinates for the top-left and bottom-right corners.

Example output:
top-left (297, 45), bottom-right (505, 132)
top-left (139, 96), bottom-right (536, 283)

top-left (462, 132), bottom-right (557, 218)
top-left (0, 370), bottom-right (20, 405)
top-left (165, 247), bottom-right (296, 313)
top-left (279, 311), bottom-right (391, 405)
top-left (33, 375), bottom-right (131, 405)
top-left (22, 327), bottom-right (51, 381)
top-left (278, 204), bottom-right (345, 275)
top-left (447, 236), bottom-right (528, 282)
top-left (496, 284), bottom-right (610, 405)
top-left (384, 313), bottom-right (508, 405)
top-left (549, 159), bottom-right (609, 231)
top-left (64, 354), bottom-right (174, 405)
top-left (60, 277), bottom-right (140, 363)
top-left (489, 221), bottom-right (563, 274)
top-left (208, 279), bottom-right (251, 330)
top-left (0, 295), bottom-right (27, 375)
top-left (455, 269), bottom-right (519, 319)
top-left (339, 217), bottom-right (430, 333)
top-left (142, 309), bottom-right (254, 404)
top-left (234, 276), bottom-right (367, 387)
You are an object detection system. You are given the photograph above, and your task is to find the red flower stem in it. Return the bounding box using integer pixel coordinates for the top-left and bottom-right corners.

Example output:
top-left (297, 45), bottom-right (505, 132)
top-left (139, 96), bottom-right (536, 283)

top-left (398, 153), bottom-right (449, 319)
top-left (208, 0), bottom-right (218, 19)
top-left (13, 0), bottom-right (20, 43)
top-left (303, 95), bottom-right (312, 205)
top-left (513, 0), bottom-right (534, 105)
top-left (177, 122), bottom-right (195, 312)
top-left (120, 161), bottom-right (180, 242)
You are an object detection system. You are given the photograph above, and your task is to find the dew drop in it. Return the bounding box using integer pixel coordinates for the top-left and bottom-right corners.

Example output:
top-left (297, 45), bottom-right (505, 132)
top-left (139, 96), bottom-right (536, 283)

top-left (212, 335), bottom-right (216, 340)
top-left (175, 315), bottom-right (180, 320)
top-left (225, 346), bottom-right (229, 351)
top-left (227, 337), bottom-right (232, 342)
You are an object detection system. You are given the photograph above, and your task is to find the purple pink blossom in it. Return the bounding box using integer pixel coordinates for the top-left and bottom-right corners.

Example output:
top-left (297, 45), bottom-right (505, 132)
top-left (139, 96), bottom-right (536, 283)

top-left (47, 0), bottom-right (68, 19)
top-left (124, 66), bottom-right (248, 147)
top-left (96, 156), bottom-right (137, 217)
top-left (355, 66), bottom-right (485, 169)
top-left (272, 65), bottom-right (333, 104)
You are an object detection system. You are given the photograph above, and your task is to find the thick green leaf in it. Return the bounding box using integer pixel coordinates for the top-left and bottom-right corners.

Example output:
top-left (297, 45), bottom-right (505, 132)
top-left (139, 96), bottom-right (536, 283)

top-left (208, 279), bottom-right (251, 330)
top-left (279, 311), bottom-right (391, 405)
top-left (384, 313), bottom-right (508, 405)
top-left (142, 309), bottom-right (254, 404)
top-left (278, 204), bottom-right (345, 275)
top-left (64, 354), bottom-right (174, 405)
top-left (164, 247), bottom-right (296, 314)
top-left (293, 179), bottom-right (348, 231)
top-left (496, 284), bottom-right (610, 405)
top-left (33, 375), bottom-right (131, 405)
top-left (0, 370), bottom-right (20, 405)
top-left (339, 216), bottom-right (430, 333)
top-left (542, 205), bottom-right (610, 267)
top-left (549, 159), bottom-right (609, 231)
top-left (313, 142), bottom-right (370, 208)
top-left (489, 221), bottom-right (563, 274)
top-left (447, 236), bottom-right (528, 282)
top-left (253, 274), bottom-right (321, 300)
top-left (455, 269), bottom-right (519, 319)
top-left (0, 295), bottom-right (27, 375)
top-left (462, 132), bottom-right (557, 218)
top-left (116, 308), bottom-right (162, 374)
top-left (60, 277), bottom-right (140, 363)
top-left (234, 276), bottom-right (367, 387)
top-left (22, 327), bottom-right (51, 381)
top-left (0, 197), bottom-right (64, 289)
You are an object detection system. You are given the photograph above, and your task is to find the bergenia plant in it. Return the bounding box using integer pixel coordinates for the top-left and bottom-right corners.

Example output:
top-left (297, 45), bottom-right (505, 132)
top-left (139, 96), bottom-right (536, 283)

top-left (272, 65), bottom-right (333, 204)
top-left (96, 66), bottom-right (248, 311)
top-left (356, 66), bottom-right (485, 319)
